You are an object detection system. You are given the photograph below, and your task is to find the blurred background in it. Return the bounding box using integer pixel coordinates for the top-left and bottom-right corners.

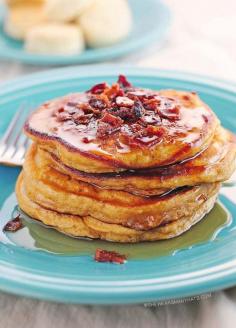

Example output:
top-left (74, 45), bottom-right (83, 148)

top-left (0, 0), bottom-right (236, 82)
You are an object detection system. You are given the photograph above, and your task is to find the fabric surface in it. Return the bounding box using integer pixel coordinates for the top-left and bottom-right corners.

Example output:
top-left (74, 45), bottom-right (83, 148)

top-left (0, 0), bottom-right (236, 327)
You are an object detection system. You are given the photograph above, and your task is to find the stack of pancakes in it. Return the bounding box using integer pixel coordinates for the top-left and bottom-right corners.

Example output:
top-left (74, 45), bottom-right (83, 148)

top-left (16, 76), bottom-right (236, 242)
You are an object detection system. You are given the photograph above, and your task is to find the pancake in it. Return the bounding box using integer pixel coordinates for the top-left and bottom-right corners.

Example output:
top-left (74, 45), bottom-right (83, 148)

top-left (21, 144), bottom-right (221, 230)
top-left (15, 75), bottom-right (236, 244)
top-left (16, 174), bottom-right (218, 242)
top-left (44, 126), bottom-right (236, 194)
top-left (24, 76), bottom-right (219, 173)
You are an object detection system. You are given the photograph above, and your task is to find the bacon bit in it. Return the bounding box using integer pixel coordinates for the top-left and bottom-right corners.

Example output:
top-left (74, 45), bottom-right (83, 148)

top-left (73, 114), bottom-right (93, 124)
top-left (78, 103), bottom-right (94, 114)
top-left (89, 97), bottom-right (107, 110)
top-left (182, 95), bottom-right (191, 101)
top-left (94, 248), bottom-right (127, 264)
top-left (157, 100), bottom-right (180, 121)
top-left (110, 102), bottom-right (144, 122)
top-left (82, 137), bottom-right (93, 143)
top-left (96, 122), bottom-right (112, 138)
top-left (117, 75), bottom-right (132, 88)
top-left (56, 112), bottom-right (71, 122)
top-left (66, 102), bottom-right (78, 107)
top-left (143, 97), bottom-right (161, 111)
top-left (110, 107), bottom-right (135, 122)
top-left (97, 113), bottom-right (123, 138)
top-left (88, 83), bottom-right (108, 95)
top-left (100, 112), bottom-right (123, 127)
top-left (202, 114), bottom-right (209, 123)
top-left (146, 125), bottom-right (166, 137)
top-left (3, 215), bottom-right (23, 232)
top-left (133, 101), bottom-right (144, 118)
top-left (104, 83), bottom-right (123, 100)
top-left (127, 90), bottom-right (147, 98)
top-left (141, 112), bottom-right (161, 125)
top-left (116, 96), bottom-right (134, 107)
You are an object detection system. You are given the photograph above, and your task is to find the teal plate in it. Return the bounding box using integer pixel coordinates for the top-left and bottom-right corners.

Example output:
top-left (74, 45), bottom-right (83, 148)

top-left (0, 66), bottom-right (236, 304)
top-left (0, 0), bottom-right (170, 65)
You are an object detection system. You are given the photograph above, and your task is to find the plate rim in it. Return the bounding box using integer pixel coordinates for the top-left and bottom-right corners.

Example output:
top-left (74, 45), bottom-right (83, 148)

top-left (0, 66), bottom-right (236, 304)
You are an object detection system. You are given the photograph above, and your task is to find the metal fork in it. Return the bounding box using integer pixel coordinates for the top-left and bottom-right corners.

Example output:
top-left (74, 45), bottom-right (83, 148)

top-left (0, 105), bottom-right (33, 166)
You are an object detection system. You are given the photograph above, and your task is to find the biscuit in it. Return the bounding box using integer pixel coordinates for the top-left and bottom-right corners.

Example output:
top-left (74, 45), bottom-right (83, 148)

top-left (79, 0), bottom-right (132, 47)
top-left (25, 23), bottom-right (84, 55)
top-left (44, 0), bottom-right (94, 22)
top-left (4, 4), bottom-right (45, 40)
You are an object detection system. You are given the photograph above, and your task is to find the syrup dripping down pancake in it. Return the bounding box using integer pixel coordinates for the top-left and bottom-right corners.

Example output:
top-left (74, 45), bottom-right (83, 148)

top-left (16, 174), bottom-right (219, 243)
top-left (21, 144), bottom-right (221, 231)
top-left (41, 126), bottom-right (236, 194)
top-left (25, 76), bottom-right (219, 173)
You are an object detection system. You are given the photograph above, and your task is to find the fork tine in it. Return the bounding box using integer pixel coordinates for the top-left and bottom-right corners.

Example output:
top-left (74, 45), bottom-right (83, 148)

top-left (0, 102), bottom-right (35, 166)
top-left (4, 105), bottom-right (31, 145)
top-left (0, 109), bottom-right (21, 144)
top-left (11, 107), bottom-right (29, 148)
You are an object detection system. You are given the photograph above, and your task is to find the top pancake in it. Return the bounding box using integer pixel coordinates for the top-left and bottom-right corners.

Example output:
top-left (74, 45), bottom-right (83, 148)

top-left (25, 75), bottom-right (219, 173)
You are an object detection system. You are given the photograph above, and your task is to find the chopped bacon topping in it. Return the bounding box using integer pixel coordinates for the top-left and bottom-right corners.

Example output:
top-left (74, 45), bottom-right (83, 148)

top-left (97, 113), bottom-right (123, 138)
top-left (88, 82), bottom-right (108, 95)
top-left (100, 113), bottom-right (123, 126)
top-left (104, 83), bottom-right (124, 100)
top-left (53, 75), bottom-right (182, 147)
top-left (73, 113), bottom-right (93, 124)
top-left (94, 248), bottom-right (127, 264)
top-left (157, 99), bottom-right (180, 120)
top-left (89, 97), bottom-right (107, 110)
top-left (116, 96), bottom-right (134, 107)
top-left (117, 74), bottom-right (132, 88)
top-left (3, 215), bottom-right (23, 232)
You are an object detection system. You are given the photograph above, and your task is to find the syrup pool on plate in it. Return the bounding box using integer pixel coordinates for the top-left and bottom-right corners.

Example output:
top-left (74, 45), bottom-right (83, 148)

top-left (2, 194), bottom-right (231, 260)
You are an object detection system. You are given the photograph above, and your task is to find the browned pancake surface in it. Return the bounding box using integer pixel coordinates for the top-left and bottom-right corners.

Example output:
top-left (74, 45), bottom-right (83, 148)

top-left (25, 76), bottom-right (218, 172)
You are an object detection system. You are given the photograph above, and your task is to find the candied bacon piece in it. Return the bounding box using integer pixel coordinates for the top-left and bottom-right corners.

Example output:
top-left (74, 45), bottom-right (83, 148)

top-left (116, 96), bottom-right (134, 107)
top-left (96, 122), bottom-right (112, 138)
top-left (97, 113), bottom-right (123, 138)
top-left (56, 112), bottom-right (71, 122)
top-left (100, 112), bottom-right (123, 126)
top-left (117, 74), bottom-right (132, 88)
top-left (157, 99), bottom-right (180, 121)
top-left (142, 97), bottom-right (161, 111)
top-left (104, 83), bottom-right (124, 100)
top-left (140, 111), bottom-right (161, 125)
top-left (73, 113), bottom-right (93, 124)
top-left (78, 102), bottom-right (94, 114)
top-left (3, 215), bottom-right (23, 232)
top-left (110, 106), bottom-right (135, 122)
top-left (121, 122), bottom-right (165, 147)
top-left (66, 102), bottom-right (78, 107)
top-left (202, 114), bottom-right (209, 123)
top-left (89, 97), bottom-right (107, 110)
top-left (82, 136), bottom-right (94, 143)
top-left (109, 102), bottom-right (144, 123)
top-left (146, 125), bottom-right (166, 137)
top-left (88, 82), bottom-right (108, 95)
top-left (133, 101), bottom-right (144, 118)
top-left (94, 248), bottom-right (127, 264)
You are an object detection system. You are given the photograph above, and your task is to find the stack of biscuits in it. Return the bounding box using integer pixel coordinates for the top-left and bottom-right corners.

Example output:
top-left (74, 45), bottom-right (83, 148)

top-left (4, 0), bottom-right (132, 55)
top-left (16, 76), bottom-right (236, 242)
